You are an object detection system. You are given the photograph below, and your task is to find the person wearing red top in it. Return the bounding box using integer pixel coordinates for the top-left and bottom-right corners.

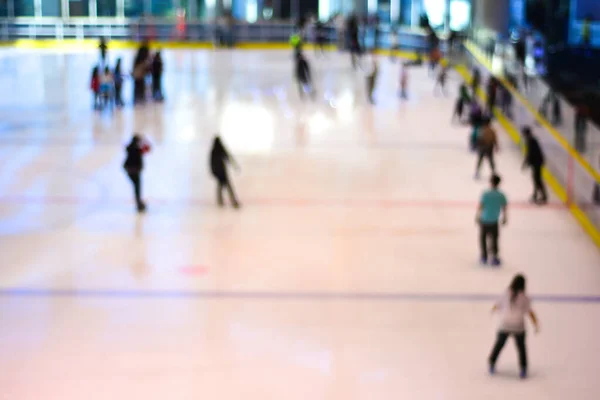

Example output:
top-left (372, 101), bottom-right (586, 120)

top-left (90, 66), bottom-right (100, 109)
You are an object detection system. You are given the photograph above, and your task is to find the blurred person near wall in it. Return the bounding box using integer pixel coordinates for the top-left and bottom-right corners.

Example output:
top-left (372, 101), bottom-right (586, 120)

top-left (582, 16), bottom-right (592, 47)
top-left (575, 102), bottom-right (589, 153)
top-left (151, 51), bottom-right (164, 101)
top-left (521, 127), bottom-right (548, 205)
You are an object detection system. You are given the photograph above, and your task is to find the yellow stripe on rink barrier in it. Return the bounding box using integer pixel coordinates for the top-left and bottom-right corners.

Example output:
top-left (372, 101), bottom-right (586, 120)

top-left (455, 64), bottom-right (600, 249)
top-left (3, 39), bottom-right (424, 59)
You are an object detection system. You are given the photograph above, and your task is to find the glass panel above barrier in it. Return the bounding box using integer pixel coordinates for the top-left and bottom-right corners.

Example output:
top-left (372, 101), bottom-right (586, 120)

top-left (152, 0), bottom-right (175, 17)
top-left (69, 0), bottom-right (90, 17)
top-left (97, 0), bottom-right (117, 16)
top-left (41, 0), bottom-right (61, 17)
top-left (15, 0), bottom-right (35, 16)
top-left (125, 0), bottom-right (144, 17)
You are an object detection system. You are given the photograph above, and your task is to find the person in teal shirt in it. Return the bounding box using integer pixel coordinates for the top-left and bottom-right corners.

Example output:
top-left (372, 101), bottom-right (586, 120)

top-left (477, 174), bottom-right (508, 266)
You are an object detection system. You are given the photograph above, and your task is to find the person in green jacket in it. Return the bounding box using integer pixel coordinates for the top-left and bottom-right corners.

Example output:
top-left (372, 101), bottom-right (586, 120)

top-left (453, 83), bottom-right (471, 122)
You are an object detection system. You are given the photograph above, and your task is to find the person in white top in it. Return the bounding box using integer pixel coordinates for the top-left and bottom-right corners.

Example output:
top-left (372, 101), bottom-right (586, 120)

top-left (488, 274), bottom-right (539, 379)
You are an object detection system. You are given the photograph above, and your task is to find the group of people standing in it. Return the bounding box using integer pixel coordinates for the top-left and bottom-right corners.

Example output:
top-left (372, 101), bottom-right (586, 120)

top-left (90, 58), bottom-right (126, 109)
top-left (132, 42), bottom-right (165, 104)
top-left (90, 39), bottom-right (164, 109)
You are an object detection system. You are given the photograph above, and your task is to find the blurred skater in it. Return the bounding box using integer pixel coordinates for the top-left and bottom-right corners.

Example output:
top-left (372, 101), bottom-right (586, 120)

top-left (521, 127), bottom-right (548, 205)
top-left (486, 76), bottom-right (499, 113)
top-left (100, 66), bottom-right (114, 109)
top-left (476, 174), bottom-right (508, 265)
top-left (90, 66), bottom-right (101, 109)
top-left (123, 134), bottom-right (150, 213)
top-left (434, 64), bottom-right (449, 96)
top-left (594, 154), bottom-right (600, 205)
top-left (389, 27), bottom-right (400, 62)
top-left (500, 83), bottom-right (513, 118)
top-left (469, 100), bottom-right (483, 127)
top-left (471, 67), bottom-right (481, 96)
top-left (99, 37), bottom-right (108, 64)
top-left (114, 58), bottom-right (124, 107)
top-left (294, 51), bottom-right (315, 99)
top-left (152, 51), bottom-right (164, 101)
top-left (290, 29), bottom-right (303, 58)
top-left (365, 51), bottom-right (379, 104)
top-left (429, 46), bottom-right (441, 76)
top-left (347, 15), bottom-right (361, 69)
top-left (399, 63), bottom-right (408, 99)
top-left (489, 274), bottom-right (539, 379)
top-left (314, 19), bottom-right (327, 55)
top-left (335, 14), bottom-right (345, 51)
top-left (475, 118), bottom-right (498, 179)
top-left (210, 136), bottom-right (241, 209)
top-left (574, 103), bottom-right (589, 153)
top-left (132, 42), bottom-right (150, 104)
top-left (469, 112), bottom-right (483, 152)
top-left (453, 83), bottom-right (471, 122)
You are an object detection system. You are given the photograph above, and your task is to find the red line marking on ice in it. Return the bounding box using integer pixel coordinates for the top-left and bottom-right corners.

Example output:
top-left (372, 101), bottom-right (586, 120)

top-left (181, 266), bottom-right (209, 275)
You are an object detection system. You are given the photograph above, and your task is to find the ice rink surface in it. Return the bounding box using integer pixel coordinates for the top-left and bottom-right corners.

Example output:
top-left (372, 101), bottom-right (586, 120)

top-left (0, 48), bottom-right (599, 399)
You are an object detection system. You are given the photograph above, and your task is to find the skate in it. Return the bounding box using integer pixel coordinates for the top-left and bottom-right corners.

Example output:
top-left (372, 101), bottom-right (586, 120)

top-left (520, 369), bottom-right (527, 379)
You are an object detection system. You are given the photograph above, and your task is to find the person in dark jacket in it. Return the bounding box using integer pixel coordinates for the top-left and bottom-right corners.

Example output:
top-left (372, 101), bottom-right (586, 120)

top-left (295, 51), bottom-right (315, 99)
top-left (486, 76), bottom-right (499, 113)
top-left (123, 135), bottom-right (148, 212)
top-left (471, 67), bottom-right (481, 96)
top-left (114, 58), bottom-right (124, 107)
top-left (314, 20), bottom-right (326, 55)
top-left (521, 127), bottom-right (548, 204)
top-left (99, 37), bottom-right (108, 64)
top-left (151, 51), bottom-right (164, 101)
top-left (132, 41), bottom-right (150, 104)
top-left (347, 15), bottom-right (361, 69)
top-left (210, 136), bottom-right (240, 208)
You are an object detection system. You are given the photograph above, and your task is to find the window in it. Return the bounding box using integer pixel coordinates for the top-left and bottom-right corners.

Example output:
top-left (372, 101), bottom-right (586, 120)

top-left (42, 0), bottom-right (61, 16)
top-left (69, 0), bottom-right (89, 16)
top-left (15, 0), bottom-right (35, 16)
top-left (0, 0), bottom-right (8, 17)
top-left (152, 0), bottom-right (175, 17)
top-left (97, 0), bottom-right (117, 16)
top-left (125, 0), bottom-right (144, 16)
top-left (449, 0), bottom-right (471, 31)
top-left (423, 0), bottom-right (447, 28)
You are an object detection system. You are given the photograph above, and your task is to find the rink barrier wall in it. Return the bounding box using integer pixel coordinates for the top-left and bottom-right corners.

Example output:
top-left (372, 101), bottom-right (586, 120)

top-left (464, 41), bottom-right (600, 184)
top-left (458, 46), bottom-right (600, 250)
